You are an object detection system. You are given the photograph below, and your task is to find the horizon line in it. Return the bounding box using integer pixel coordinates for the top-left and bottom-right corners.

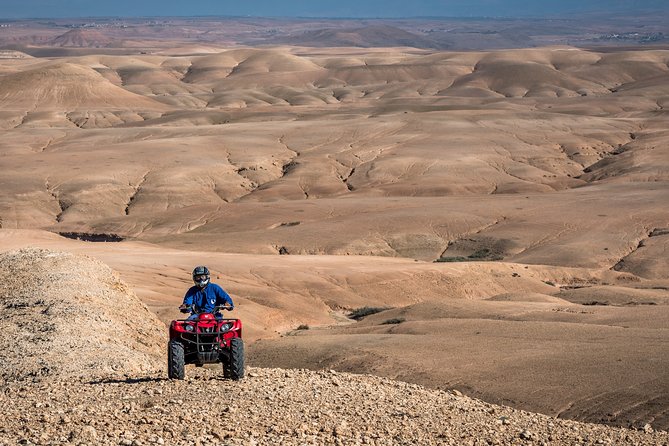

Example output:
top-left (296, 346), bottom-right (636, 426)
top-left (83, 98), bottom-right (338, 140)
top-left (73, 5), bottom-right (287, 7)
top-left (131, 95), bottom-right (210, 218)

top-left (2, 9), bottom-right (668, 22)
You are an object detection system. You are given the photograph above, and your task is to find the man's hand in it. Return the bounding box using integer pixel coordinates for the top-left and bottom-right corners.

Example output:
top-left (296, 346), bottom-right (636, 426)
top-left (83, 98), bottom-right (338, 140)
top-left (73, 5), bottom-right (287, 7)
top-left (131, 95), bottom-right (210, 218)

top-left (179, 304), bottom-right (190, 313)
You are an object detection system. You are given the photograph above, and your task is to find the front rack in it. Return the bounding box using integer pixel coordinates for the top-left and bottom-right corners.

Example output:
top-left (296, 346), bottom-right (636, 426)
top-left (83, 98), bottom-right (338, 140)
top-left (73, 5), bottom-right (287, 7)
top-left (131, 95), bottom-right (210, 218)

top-left (173, 318), bottom-right (239, 363)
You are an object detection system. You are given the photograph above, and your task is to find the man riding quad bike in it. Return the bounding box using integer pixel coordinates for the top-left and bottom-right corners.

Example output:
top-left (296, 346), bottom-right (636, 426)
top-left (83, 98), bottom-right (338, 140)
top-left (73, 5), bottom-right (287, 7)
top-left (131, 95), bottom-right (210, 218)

top-left (168, 266), bottom-right (244, 380)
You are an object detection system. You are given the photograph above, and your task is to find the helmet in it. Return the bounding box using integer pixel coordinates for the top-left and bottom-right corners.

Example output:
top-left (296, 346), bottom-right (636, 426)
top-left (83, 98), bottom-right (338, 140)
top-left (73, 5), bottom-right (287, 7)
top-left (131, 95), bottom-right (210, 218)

top-left (192, 266), bottom-right (210, 289)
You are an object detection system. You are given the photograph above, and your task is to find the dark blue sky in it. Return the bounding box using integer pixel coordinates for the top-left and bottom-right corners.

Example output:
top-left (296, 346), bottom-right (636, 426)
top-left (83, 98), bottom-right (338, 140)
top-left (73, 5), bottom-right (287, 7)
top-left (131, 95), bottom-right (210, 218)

top-left (2, 0), bottom-right (667, 19)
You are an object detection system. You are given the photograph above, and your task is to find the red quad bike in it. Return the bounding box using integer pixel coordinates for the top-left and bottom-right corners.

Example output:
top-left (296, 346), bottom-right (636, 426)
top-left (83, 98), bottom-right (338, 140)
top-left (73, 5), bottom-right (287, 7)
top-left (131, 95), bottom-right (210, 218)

top-left (168, 305), bottom-right (245, 380)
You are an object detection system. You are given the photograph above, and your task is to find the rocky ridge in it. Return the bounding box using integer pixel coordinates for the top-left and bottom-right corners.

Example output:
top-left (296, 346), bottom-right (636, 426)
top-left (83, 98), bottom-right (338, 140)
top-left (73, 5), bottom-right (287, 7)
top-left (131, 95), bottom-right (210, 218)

top-left (0, 248), bottom-right (164, 383)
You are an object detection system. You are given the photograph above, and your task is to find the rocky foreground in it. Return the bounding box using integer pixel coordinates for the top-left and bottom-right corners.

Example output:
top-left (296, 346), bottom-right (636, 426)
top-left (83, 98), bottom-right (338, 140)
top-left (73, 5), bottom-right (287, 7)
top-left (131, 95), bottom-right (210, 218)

top-left (1, 367), bottom-right (667, 446)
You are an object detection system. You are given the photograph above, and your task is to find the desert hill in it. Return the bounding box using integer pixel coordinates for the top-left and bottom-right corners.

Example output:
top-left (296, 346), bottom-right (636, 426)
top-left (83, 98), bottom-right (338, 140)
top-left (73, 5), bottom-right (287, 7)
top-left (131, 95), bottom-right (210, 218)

top-left (50, 29), bottom-right (114, 48)
top-left (3, 15), bottom-right (669, 53)
top-left (0, 248), bottom-right (666, 445)
top-left (0, 48), bottom-right (667, 271)
top-left (0, 248), bottom-right (164, 383)
top-left (0, 61), bottom-right (168, 110)
top-left (278, 24), bottom-right (441, 49)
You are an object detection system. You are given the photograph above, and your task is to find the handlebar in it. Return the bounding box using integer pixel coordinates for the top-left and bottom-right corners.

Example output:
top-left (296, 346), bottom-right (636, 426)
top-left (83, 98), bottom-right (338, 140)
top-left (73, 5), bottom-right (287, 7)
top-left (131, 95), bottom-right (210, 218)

top-left (179, 304), bottom-right (233, 314)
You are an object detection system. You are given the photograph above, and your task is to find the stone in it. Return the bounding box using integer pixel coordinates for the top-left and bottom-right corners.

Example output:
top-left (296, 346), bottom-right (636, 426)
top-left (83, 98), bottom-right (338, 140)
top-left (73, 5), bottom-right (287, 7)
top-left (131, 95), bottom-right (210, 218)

top-left (519, 430), bottom-right (533, 440)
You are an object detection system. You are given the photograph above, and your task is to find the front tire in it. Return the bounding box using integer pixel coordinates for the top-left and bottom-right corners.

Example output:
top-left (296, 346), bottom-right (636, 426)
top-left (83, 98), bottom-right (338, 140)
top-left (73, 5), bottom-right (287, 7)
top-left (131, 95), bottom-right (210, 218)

top-left (168, 340), bottom-right (185, 380)
top-left (224, 338), bottom-right (245, 380)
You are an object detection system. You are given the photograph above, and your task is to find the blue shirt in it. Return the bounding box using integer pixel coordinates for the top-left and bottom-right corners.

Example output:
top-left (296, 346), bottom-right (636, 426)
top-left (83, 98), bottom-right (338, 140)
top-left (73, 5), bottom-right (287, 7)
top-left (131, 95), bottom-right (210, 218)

top-left (182, 283), bottom-right (233, 314)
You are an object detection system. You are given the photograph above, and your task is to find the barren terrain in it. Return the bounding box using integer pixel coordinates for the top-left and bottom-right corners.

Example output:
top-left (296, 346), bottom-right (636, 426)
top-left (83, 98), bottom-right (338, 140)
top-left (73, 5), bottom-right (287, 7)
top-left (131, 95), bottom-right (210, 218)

top-left (0, 20), bottom-right (668, 440)
top-left (2, 14), bottom-right (669, 52)
top-left (0, 248), bottom-right (667, 445)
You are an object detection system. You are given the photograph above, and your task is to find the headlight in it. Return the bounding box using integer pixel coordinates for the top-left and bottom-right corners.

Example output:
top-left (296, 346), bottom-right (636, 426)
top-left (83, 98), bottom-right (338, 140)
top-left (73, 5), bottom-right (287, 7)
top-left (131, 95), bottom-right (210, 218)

top-left (219, 323), bottom-right (232, 332)
top-left (184, 324), bottom-right (194, 332)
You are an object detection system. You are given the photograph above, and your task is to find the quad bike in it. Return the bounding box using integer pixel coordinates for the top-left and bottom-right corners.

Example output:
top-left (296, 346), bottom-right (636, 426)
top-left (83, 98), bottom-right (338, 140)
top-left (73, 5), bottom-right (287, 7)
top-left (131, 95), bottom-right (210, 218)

top-left (168, 305), bottom-right (244, 380)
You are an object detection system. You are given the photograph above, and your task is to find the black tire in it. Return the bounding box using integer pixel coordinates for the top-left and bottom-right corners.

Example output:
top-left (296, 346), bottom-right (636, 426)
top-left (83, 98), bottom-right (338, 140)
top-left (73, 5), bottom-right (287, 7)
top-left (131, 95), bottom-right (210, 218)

top-left (224, 338), bottom-right (245, 380)
top-left (168, 340), bottom-right (185, 380)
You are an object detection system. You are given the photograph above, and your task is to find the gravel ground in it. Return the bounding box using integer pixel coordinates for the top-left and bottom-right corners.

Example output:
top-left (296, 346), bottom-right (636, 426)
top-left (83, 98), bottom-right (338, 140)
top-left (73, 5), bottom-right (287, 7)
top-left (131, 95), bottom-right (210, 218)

top-left (0, 367), bottom-right (667, 446)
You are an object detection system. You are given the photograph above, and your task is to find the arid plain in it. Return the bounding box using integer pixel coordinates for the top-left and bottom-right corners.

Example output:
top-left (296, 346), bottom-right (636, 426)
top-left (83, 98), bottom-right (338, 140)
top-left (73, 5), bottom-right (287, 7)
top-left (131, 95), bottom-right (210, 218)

top-left (1, 18), bottom-right (669, 434)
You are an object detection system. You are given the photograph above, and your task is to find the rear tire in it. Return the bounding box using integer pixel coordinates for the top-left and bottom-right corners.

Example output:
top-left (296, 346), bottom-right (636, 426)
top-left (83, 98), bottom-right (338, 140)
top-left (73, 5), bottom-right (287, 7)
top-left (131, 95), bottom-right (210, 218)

top-left (168, 340), bottom-right (185, 380)
top-left (224, 338), bottom-right (245, 380)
